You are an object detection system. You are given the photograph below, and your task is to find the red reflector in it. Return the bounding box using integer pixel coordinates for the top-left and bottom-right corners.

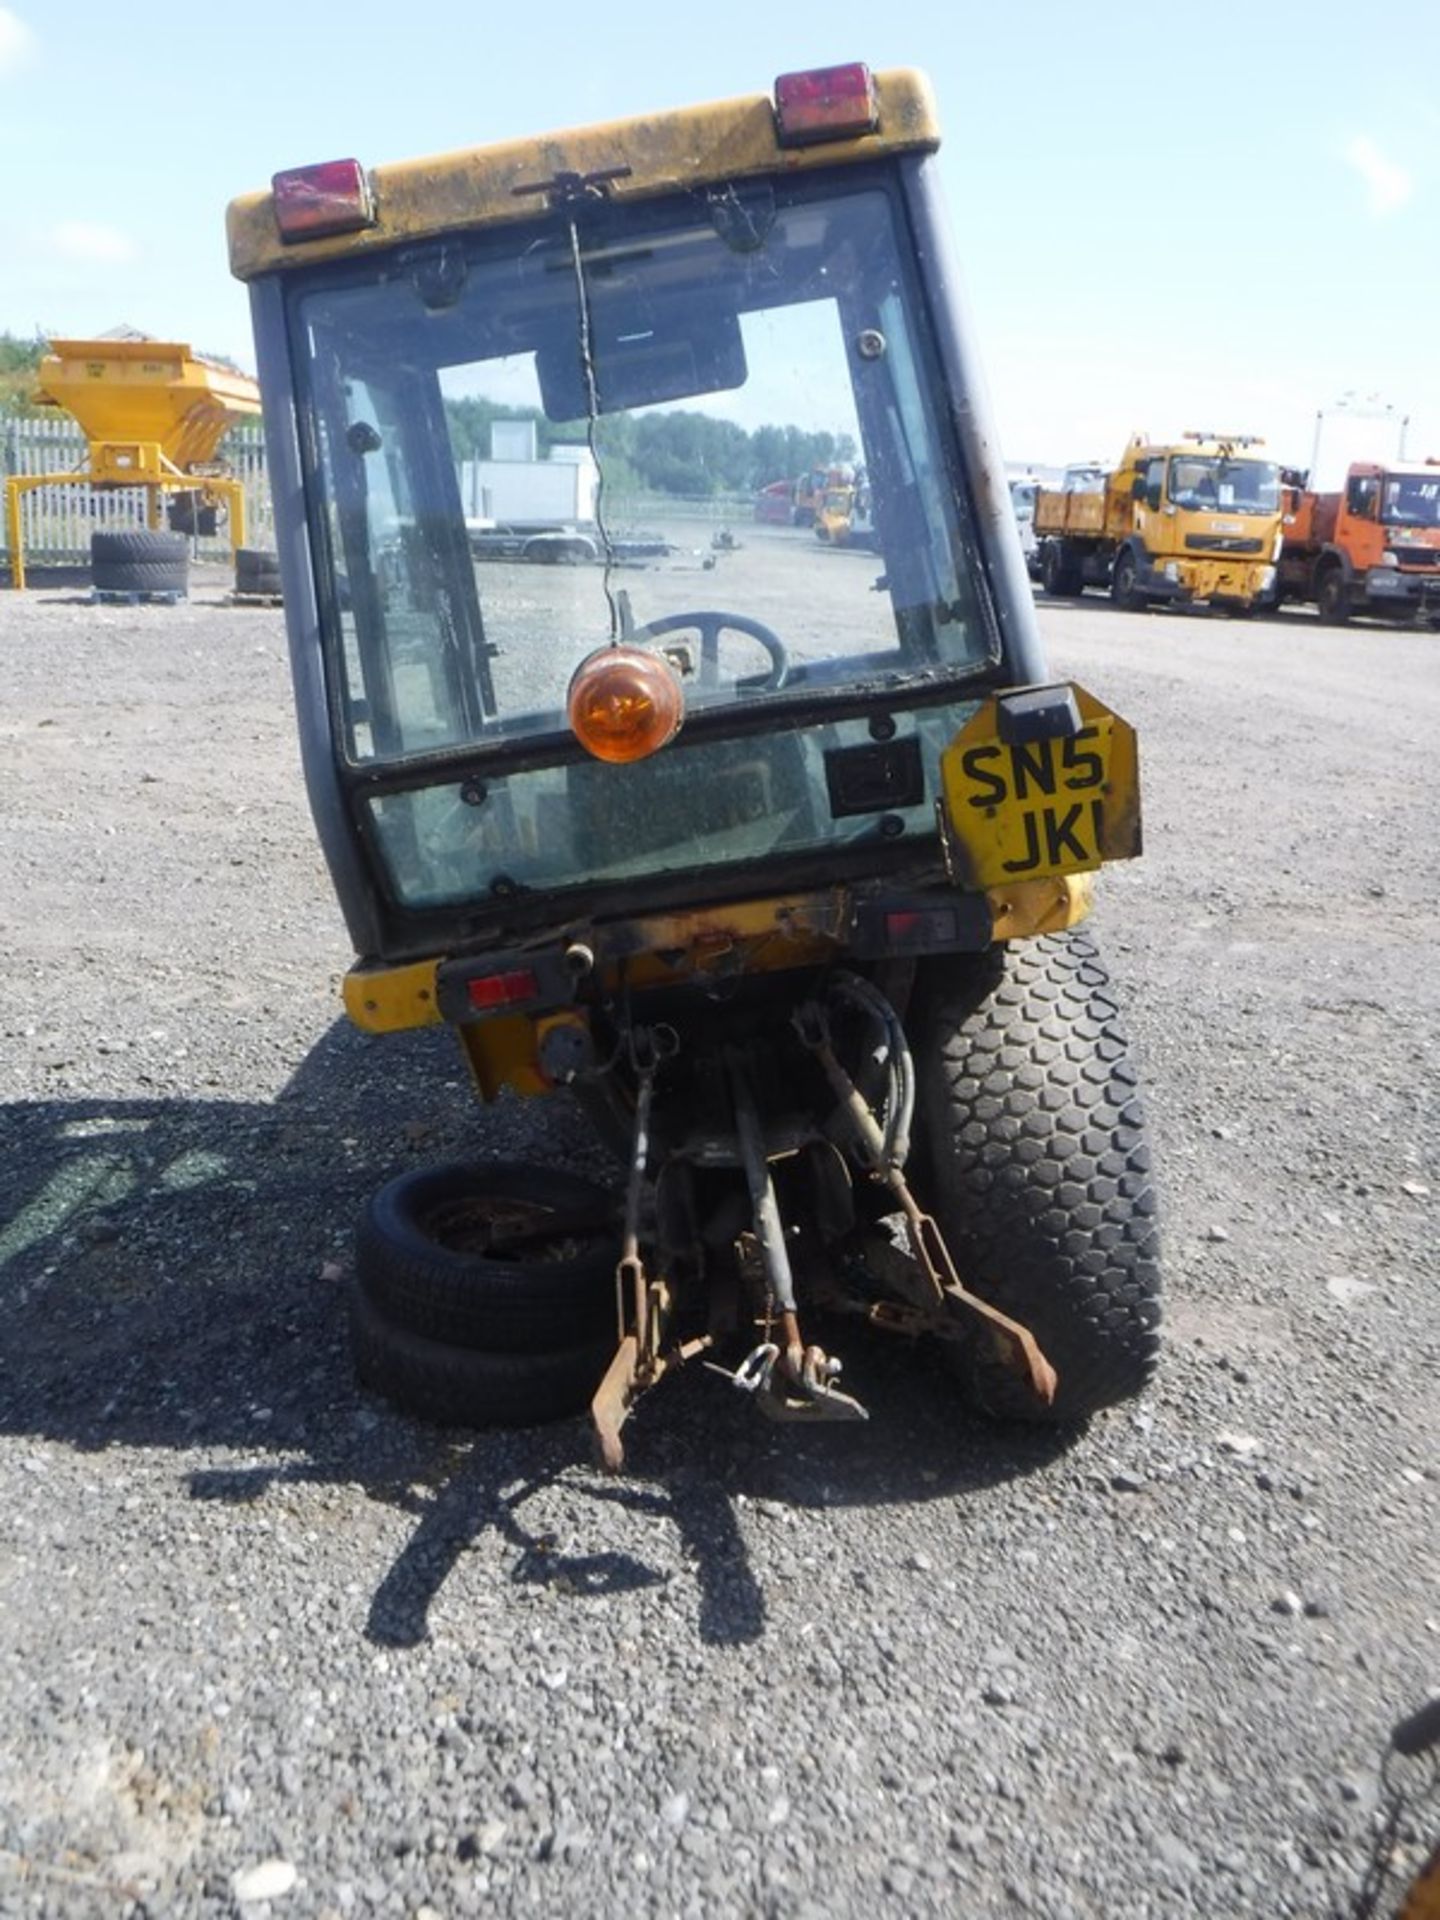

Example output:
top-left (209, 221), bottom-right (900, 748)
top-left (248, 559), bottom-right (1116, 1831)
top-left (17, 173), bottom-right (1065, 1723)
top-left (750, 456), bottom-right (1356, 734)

top-left (884, 908), bottom-right (958, 947)
top-left (271, 159), bottom-right (374, 242)
top-left (466, 968), bottom-right (539, 1011)
top-left (773, 63), bottom-right (878, 147)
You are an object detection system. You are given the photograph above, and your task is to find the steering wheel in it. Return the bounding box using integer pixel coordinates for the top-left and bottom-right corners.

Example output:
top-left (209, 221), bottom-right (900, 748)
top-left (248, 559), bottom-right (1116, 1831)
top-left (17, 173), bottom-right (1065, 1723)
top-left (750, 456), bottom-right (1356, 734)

top-left (626, 611), bottom-right (790, 692)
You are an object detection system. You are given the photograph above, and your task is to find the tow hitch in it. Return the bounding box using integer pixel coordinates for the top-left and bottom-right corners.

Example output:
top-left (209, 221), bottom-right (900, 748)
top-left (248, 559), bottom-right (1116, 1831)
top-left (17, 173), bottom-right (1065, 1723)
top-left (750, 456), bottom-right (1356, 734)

top-left (590, 1030), bottom-right (870, 1471)
top-left (706, 1337), bottom-right (867, 1424)
top-left (589, 978), bottom-right (1054, 1471)
top-left (591, 1027), bottom-right (680, 1474)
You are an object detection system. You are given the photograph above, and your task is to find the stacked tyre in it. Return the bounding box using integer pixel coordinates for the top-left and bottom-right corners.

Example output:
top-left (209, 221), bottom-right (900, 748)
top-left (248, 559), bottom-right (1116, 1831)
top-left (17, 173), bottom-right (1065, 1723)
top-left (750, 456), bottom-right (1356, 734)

top-left (91, 529), bottom-right (189, 599)
top-left (351, 1162), bottom-right (621, 1427)
top-left (235, 548), bottom-right (283, 599)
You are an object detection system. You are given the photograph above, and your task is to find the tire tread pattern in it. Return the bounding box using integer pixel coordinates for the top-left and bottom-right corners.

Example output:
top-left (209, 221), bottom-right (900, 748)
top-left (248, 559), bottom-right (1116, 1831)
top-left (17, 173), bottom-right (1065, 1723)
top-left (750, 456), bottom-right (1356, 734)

top-left (917, 931), bottom-right (1161, 1421)
top-left (91, 529), bottom-right (189, 595)
top-left (93, 559), bottom-right (190, 593)
top-left (91, 530), bottom-right (188, 565)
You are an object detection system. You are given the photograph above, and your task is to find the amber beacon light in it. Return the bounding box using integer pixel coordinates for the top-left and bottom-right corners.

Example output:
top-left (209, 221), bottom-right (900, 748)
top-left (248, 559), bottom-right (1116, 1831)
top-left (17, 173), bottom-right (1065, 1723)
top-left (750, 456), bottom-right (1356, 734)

top-left (567, 645), bottom-right (685, 764)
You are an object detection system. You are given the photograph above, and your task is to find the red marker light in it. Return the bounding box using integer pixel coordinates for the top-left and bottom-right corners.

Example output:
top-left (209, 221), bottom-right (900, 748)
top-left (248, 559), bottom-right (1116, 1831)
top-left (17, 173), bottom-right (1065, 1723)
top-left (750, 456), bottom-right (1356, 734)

top-left (773, 64), bottom-right (878, 147)
top-left (884, 908), bottom-right (958, 948)
top-left (272, 160), bottom-right (375, 242)
top-left (466, 968), bottom-right (539, 1012)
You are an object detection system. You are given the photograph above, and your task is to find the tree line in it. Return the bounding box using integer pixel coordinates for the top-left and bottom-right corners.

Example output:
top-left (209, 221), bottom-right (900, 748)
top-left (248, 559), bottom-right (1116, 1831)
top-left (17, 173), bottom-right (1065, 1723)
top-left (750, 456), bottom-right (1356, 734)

top-left (445, 394), bottom-right (855, 498)
top-left (1, 333), bottom-right (854, 500)
top-left (0, 332), bottom-right (45, 416)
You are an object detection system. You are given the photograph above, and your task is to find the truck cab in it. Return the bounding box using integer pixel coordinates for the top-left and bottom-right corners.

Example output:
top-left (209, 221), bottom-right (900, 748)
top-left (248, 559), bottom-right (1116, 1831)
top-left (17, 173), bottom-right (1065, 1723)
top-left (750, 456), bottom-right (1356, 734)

top-left (1125, 435), bottom-right (1283, 606)
top-left (791, 464), bottom-right (848, 529)
top-left (1280, 460), bottom-right (1440, 624)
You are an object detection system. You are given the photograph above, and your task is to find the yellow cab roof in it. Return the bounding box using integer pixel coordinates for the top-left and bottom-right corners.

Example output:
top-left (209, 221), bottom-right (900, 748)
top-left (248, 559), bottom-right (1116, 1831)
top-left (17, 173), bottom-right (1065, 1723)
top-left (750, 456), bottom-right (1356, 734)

top-left (227, 69), bottom-right (938, 281)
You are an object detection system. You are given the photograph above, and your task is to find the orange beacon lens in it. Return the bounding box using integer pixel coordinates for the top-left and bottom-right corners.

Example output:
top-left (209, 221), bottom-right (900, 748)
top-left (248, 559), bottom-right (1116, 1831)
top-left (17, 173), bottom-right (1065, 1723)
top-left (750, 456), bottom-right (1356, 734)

top-left (567, 645), bottom-right (685, 764)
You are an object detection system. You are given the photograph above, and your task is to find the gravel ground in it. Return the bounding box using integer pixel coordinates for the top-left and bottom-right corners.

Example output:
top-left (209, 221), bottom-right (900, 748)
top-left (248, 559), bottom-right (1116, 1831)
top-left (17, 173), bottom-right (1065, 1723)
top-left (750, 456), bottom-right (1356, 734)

top-left (1, 569), bottom-right (1436, 1918)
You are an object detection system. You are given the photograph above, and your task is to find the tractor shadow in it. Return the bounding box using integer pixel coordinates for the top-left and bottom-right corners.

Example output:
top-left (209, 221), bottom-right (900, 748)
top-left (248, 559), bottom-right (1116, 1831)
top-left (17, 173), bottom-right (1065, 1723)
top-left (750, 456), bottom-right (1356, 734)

top-left (1, 1020), bottom-right (1072, 1650)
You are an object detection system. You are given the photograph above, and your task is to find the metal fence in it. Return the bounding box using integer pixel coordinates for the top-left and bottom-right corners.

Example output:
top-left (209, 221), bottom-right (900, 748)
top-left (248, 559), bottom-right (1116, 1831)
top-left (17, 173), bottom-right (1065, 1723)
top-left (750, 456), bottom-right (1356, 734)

top-left (1, 416), bottom-right (272, 564)
top-left (1, 415), bottom-right (761, 568)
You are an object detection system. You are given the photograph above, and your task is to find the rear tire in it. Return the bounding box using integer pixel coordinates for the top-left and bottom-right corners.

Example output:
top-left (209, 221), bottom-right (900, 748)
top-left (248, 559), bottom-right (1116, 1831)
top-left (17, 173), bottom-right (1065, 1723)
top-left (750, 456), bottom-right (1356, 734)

top-left (1041, 539), bottom-right (1083, 598)
top-left (1316, 567), bottom-right (1351, 625)
top-left (912, 933), bottom-right (1162, 1422)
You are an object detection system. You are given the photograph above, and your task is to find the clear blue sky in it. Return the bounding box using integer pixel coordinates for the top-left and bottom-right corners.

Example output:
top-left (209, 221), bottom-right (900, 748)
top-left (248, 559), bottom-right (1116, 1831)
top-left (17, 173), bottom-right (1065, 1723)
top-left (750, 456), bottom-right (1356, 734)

top-left (2, 0), bottom-right (1435, 473)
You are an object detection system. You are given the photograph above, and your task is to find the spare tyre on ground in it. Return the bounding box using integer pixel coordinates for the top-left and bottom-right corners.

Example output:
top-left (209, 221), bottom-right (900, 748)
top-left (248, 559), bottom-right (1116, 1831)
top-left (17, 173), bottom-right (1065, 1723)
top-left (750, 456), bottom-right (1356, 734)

top-left (351, 1160), bottom-right (621, 1425)
top-left (91, 529), bottom-right (189, 599)
top-left (235, 547), bottom-right (282, 598)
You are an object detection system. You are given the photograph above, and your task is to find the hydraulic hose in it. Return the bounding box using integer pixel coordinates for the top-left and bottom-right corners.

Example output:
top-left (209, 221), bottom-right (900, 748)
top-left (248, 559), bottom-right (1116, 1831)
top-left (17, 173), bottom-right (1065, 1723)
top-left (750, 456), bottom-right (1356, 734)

top-left (827, 971), bottom-right (915, 1170)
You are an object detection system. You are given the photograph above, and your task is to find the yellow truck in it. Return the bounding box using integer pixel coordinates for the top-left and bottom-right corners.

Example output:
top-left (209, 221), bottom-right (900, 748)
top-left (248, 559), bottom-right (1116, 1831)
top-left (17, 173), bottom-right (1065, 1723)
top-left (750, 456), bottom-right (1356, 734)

top-left (813, 467), bottom-right (878, 550)
top-left (1034, 433), bottom-right (1283, 612)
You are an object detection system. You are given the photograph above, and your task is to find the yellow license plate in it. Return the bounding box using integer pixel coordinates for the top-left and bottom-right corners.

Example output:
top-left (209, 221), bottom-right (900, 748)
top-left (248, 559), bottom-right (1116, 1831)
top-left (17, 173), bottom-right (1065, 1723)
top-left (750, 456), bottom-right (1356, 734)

top-left (940, 683), bottom-right (1141, 890)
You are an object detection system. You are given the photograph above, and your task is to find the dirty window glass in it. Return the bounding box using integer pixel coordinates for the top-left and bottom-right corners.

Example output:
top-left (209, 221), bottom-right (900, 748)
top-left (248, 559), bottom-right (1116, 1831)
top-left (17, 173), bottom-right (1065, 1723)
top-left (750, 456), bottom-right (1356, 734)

top-left (293, 179), bottom-right (996, 768)
top-left (363, 701), bottom-right (977, 910)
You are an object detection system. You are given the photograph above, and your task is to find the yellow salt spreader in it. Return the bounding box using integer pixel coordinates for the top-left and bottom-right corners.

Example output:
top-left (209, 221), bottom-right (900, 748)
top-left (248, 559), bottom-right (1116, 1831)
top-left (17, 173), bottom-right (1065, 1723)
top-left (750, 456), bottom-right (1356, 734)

top-left (4, 335), bottom-right (261, 590)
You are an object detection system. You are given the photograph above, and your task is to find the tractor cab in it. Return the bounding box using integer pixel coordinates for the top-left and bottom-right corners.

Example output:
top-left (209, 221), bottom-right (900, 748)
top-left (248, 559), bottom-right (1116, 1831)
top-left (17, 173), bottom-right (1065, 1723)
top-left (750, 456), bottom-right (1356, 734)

top-left (229, 66), bottom-right (1157, 1467)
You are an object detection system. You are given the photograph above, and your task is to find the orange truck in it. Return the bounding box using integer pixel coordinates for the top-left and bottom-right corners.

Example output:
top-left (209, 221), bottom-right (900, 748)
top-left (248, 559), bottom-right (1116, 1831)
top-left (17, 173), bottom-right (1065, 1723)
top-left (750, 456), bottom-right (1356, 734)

top-left (1276, 460), bottom-right (1440, 625)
